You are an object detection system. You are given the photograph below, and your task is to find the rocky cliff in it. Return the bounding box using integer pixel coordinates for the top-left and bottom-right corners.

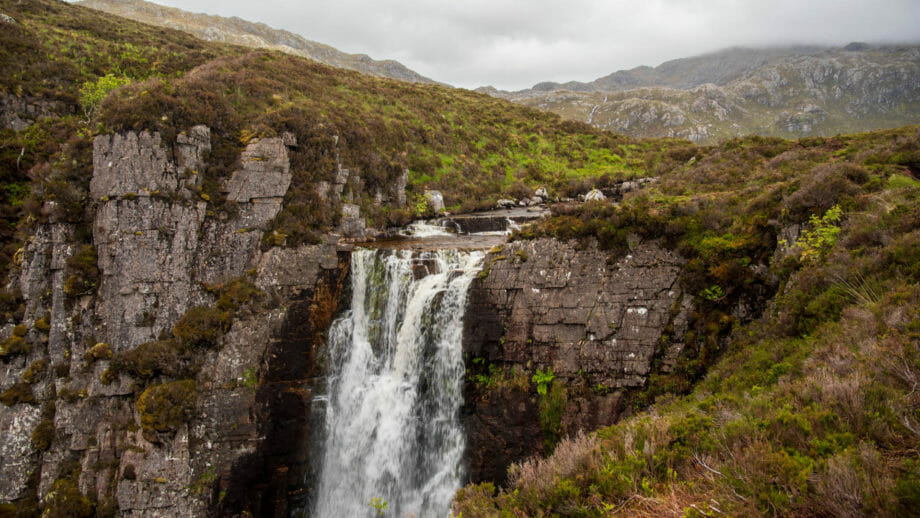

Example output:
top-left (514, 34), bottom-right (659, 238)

top-left (462, 237), bottom-right (692, 483)
top-left (0, 126), bottom-right (355, 516)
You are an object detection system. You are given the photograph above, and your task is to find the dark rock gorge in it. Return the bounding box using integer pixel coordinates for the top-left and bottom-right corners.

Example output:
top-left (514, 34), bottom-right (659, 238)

top-left (0, 126), bottom-right (710, 517)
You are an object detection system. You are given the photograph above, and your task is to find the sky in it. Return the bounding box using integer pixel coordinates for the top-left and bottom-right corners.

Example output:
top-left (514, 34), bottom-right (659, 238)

top-left (139, 0), bottom-right (920, 90)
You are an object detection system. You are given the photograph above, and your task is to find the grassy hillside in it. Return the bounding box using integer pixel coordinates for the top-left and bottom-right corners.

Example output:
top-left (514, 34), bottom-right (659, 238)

top-left (456, 126), bottom-right (920, 517)
top-left (77, 0), bottom-right (437, 84)
top-left (0, 0), bottom-right (663, 265)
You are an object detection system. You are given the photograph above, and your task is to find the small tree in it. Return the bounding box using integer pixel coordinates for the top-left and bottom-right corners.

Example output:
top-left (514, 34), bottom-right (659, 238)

top-left (79, 73), bottom-right (131, 121)
top-left (795, 204), bottom-right (843, 265)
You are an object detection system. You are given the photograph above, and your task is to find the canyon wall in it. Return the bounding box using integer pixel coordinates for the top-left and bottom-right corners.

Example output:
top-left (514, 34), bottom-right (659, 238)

top-left (0, 127), bottom-right (353, 516)
top-left (2, 127), bottom-right (700, 515)
top-left (462, 238), bottom-right (692, 483)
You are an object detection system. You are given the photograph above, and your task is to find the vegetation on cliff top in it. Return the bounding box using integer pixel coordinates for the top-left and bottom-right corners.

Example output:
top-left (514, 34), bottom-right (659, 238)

top-left (0, 0), bottom-right (669, 253)
top-left (457, 126), bottom-right (920, 516)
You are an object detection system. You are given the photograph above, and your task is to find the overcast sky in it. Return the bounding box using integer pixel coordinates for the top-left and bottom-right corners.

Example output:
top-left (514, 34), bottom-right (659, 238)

top-left (142, 0), bottom-right (920, 90)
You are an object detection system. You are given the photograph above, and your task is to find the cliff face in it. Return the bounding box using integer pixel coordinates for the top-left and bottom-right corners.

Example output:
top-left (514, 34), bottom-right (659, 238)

top-left (0, 126), bottom-right (352, 516)
top-left (462, 238), bottom-right (691, 483)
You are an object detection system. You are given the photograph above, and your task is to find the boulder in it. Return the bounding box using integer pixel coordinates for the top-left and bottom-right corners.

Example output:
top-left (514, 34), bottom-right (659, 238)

top-left (424, 190), bottom-right (445, 213)
top-left (585, 188), bottom-right (606, 201)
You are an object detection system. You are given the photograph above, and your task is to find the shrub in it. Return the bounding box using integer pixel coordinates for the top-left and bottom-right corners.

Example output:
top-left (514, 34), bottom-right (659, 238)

top-left (110, 339), bottom-right (194, 380)
top-left (172, 306), bottom-right (230, 348)
top-left (136, 379), bottom-right (197, 432)
top-left (79, 73), bottom-right (131, 120)
top-left (41, 479), bottom-right (92, 518)
top-left (784, 163), bottom-right (859, 219)
top-left (214, 278), bottom-right (262, 312)
top-left (63, 245), bottom-right (99, 297)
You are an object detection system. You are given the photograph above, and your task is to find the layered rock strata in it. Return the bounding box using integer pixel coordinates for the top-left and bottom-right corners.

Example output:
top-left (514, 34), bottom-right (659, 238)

top-left (462, 238), bottom-right (691, 483)
top-left (0, 127), bottom-right (354, 516)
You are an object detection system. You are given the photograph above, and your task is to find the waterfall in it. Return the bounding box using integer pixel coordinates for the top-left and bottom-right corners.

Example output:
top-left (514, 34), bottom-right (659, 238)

top-left (311, 248), bottom-right (483, 518)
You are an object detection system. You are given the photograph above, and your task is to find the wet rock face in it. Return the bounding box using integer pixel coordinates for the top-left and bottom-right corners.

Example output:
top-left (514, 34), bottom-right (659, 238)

top-left (462, 238), bottom-right (690, 483)
top-left (0, 126), bottom-right (351, 516)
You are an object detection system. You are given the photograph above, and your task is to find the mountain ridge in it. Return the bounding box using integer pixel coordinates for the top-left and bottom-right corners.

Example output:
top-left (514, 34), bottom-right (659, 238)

top-left (77, 0), bottom-right (438, 85)
top-left (482, 44), bottom-right (920, 143)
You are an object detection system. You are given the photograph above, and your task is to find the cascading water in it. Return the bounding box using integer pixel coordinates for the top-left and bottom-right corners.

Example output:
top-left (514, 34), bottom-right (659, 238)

top-left (311, 248), bottom-right (483, 518)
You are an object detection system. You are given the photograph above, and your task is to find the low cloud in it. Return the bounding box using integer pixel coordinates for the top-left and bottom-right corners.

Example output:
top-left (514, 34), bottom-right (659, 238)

top-left (153, 0), bottom-right (920, 90)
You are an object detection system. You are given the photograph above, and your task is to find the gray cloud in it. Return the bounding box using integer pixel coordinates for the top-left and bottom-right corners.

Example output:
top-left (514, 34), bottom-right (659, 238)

top-left (150, 0), bottom-right (920, 90)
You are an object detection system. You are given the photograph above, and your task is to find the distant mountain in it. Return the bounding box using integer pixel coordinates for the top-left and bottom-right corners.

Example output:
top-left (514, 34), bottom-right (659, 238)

top-left (482, 45), bottom-right (920, 143)
top-left (78, 0), bottom-right (437, 84)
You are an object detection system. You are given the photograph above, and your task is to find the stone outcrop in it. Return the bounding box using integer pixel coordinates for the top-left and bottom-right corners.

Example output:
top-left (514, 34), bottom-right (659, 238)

top-left (0, 93), bottom-right (62, 131)
top-left (0, 126), bottom-right (352, 517)
top-left (462, 238), bottom-right (691, 483)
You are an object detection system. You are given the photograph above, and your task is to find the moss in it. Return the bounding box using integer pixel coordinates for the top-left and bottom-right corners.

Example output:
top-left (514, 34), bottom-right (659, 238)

top-left (53, 362), bottom-right (70, 378)
top-left (110, 339), bottom-right (194, 380)
top-left (99, 368), bottom-right (117, 386)
top-left (136, 379), bottom-right (197, 433)
top-left (41, 479), bottom-right (92, 518)
top-left (30, 419), bottom-right (54, 452)
top-left (0, 382), bottom-right (35, 407)
top-left (12, 323), bottom-right (28, 337)
top-left (33, 314), bottom-right (50, 333)
top-left (0, 289), bottom-right (24, 322)
top-left (0, 334), bottom-right (30, 357)
top-left (214, 278), bottom-right (263, 312)
top-left (82, 342), bottom-right (112, 362)
top-left (22, 359), bottom-right (47, 384)
top-left (57, 386), bottom-right (87, 404)
top-left (172, 306), bottom-right (230, 348)
top-left (63, 245), bottom-right (99, 297)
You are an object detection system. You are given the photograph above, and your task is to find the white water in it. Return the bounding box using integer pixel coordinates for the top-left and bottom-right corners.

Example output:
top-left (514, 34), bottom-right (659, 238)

top-left (312, 248), bottom-right (483, 518)
top-left (398, 221), bottom-right (456, 238)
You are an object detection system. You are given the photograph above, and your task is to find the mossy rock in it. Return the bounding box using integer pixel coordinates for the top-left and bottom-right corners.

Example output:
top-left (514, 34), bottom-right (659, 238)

top-left (137, 379), bottom-right (197, 432)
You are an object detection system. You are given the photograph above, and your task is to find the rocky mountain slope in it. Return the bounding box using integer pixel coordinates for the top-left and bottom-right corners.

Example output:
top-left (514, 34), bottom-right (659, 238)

top-left (484, 45), bottom-right (920, 143)
top-left (77, 0), bottom-right (436, 84)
